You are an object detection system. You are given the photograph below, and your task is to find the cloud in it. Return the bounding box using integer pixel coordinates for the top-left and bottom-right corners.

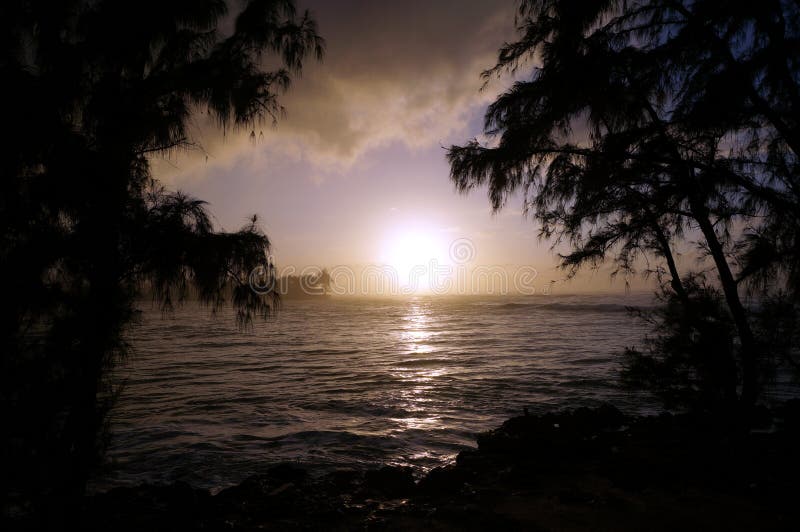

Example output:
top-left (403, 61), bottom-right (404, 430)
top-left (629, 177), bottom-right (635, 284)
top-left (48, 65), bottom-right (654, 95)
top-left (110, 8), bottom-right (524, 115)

top-left (153, 0), bottom-right (517, 184)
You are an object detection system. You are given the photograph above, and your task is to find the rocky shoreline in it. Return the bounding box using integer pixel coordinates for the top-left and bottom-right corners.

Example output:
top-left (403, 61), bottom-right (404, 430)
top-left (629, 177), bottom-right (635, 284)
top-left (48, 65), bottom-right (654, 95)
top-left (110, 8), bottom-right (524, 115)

top-left (81, 403), bottom-right (800, 530)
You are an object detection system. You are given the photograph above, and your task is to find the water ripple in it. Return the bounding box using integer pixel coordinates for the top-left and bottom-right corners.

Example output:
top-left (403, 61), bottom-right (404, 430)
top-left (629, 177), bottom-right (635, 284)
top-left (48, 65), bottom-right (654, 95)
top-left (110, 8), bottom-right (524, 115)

top-left (96, 293), bottom-right (656, 492)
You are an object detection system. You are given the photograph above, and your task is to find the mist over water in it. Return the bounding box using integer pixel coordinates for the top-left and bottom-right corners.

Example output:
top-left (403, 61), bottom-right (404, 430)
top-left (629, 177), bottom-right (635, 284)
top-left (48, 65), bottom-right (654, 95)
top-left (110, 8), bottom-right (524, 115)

top-left (95, 293), bottom-right (656, 492)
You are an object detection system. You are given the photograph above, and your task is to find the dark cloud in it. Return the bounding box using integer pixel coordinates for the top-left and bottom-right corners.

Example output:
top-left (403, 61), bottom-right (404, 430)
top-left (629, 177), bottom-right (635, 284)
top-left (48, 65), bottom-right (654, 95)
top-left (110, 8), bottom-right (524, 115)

top-left (155, 0), bottom-right (517, 180)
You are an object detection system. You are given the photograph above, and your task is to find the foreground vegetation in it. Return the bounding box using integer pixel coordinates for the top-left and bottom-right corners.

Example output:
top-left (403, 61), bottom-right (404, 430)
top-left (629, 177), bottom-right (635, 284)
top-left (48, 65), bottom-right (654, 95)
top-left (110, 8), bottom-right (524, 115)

top-left (1, 0), bottom-right (321, 516)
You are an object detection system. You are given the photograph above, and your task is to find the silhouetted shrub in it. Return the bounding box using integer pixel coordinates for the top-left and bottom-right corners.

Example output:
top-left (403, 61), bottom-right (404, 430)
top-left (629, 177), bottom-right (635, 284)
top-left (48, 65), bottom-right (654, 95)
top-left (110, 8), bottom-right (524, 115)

top-left (621, 281), bottom-right (739, 412)
top-left (623, 282), bottom-right (800, 413)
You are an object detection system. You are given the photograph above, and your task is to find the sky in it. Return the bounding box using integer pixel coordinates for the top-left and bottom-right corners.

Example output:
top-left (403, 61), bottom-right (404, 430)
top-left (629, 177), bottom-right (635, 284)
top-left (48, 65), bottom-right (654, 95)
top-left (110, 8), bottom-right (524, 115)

top-left (152, 0), bottom-right (654, 294)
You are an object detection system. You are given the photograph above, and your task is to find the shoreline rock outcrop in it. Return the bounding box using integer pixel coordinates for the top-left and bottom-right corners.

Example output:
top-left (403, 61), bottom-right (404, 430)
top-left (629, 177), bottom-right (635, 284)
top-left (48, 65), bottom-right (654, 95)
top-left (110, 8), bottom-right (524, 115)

top-left (75, 402), bottom-right (800, 531)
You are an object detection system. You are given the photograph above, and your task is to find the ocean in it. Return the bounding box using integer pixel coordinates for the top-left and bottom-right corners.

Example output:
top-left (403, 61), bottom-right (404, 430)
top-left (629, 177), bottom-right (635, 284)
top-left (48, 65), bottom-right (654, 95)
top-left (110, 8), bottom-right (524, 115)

top-left (94, 292), bottom-right (658, 492)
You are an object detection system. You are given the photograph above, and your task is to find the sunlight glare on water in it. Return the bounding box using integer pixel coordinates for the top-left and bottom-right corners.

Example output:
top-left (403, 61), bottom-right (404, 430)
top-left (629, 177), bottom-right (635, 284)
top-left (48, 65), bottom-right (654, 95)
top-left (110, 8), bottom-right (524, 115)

top-left (95, 293), bottom-right (657, 492)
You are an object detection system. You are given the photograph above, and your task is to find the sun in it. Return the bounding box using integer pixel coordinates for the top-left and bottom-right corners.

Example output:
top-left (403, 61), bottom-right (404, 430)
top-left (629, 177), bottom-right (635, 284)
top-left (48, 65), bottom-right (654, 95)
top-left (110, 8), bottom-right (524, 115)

top-left (382, 231), bottom-right (441, 271)
top-left (379, 228), bottom-right (449, 293)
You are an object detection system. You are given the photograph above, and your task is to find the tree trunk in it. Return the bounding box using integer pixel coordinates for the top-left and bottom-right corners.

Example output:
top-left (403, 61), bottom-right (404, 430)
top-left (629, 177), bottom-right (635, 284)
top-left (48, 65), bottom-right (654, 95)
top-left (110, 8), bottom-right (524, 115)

top-left (689, 198), bottom-right (759, 407)
top-left (640, 92), bottom-right (759, 407)
top-left (651, 222), bottom-right (689, 303)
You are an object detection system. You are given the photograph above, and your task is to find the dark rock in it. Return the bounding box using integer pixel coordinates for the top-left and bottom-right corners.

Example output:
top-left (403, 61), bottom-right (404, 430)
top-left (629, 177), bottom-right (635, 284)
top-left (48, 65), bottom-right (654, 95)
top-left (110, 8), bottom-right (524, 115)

top-left (557, 487), bottom-right (595, 505)
top-left (476, 404), bottom-right (627, 457)
top-left (323, 468), bottom-right (363, 491)
top-left (418, 465), bottom-right (470, 495)
top-left (78, 402), bottom-right (800, 531)
top-left (364, 466), bottom-right (415, 498)
top-left (266, 463), bottom-right (308, 484)
top-left (84, 482), bottom-right (210, 531)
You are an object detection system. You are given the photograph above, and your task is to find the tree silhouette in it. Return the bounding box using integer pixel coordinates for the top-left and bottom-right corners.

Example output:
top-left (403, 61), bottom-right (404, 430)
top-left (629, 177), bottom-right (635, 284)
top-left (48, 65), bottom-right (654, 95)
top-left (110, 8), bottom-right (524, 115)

top-left (0, 0), bottom-right (323, 521)
top-left (448, 0), bottom-right (799, 409)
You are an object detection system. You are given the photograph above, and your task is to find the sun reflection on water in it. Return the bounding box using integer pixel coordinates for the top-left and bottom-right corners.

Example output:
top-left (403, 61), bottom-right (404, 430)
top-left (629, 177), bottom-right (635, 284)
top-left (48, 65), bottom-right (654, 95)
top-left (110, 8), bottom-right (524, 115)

top-left (390, 301), bottom-right (447, 432)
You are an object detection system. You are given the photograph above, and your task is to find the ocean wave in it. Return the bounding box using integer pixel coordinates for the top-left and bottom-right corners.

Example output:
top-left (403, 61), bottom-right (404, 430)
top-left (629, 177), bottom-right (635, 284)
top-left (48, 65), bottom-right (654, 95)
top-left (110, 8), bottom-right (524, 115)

top-left (103, 295), bottom-right (658, 491)
top-left (494, 302), bottom-right (646, 313)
